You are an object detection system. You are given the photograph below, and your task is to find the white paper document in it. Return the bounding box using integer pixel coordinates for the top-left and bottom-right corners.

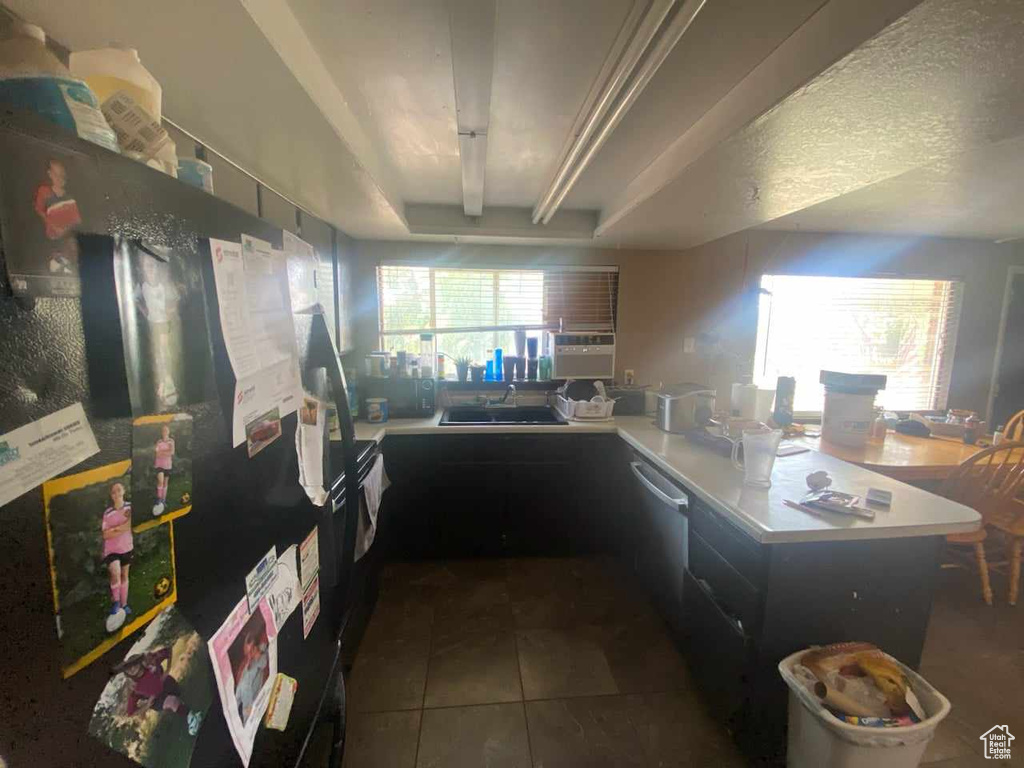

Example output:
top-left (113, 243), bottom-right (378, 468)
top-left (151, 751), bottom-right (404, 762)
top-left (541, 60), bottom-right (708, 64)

top-left (282, 230), bottom-right (319, 314)
top-left (296, 395), bottom-right (327, 506)
top-left (0, 403), bottom-right (99, 509)
top-left (231, 358), bottom-right (301, 448)
top-left (245, 548), bottom-right (278, 612)
top-left (241, 235), bottom-right (297, 371)
top-left (210, 236), bottom-right (304, 448)
top-left (209, 239), bottom-right (260, 380)
top-left (267, 545), bottom-right (301, 631)
top-left (209, 596), bottom-right (279, 767)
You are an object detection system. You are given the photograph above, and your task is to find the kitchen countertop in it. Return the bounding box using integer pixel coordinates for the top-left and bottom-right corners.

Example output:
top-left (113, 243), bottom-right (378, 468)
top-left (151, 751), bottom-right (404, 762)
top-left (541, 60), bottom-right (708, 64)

top-left (352, 414), bottom-right (980, 545)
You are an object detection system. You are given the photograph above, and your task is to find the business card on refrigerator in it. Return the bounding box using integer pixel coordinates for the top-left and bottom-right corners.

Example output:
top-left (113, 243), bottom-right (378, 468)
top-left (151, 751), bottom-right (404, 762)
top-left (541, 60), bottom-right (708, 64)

top-left (245, 547), bottom-right (279, 612)
top-left (299, 526), bottom-right (319, 590)
top-left (301, 574), bottom-right (321, 639)
top-left (0, 402), bottom-right (99, 509)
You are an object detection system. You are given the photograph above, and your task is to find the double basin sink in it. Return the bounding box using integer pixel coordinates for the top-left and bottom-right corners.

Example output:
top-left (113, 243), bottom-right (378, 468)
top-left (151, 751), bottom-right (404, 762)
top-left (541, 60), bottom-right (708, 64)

top-left (439, 405), bottom-right (568, 426)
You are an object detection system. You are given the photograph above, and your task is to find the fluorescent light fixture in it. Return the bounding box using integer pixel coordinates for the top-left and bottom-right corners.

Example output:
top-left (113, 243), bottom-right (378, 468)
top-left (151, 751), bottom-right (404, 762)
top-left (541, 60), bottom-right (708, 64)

top-left (532, 0), bottom-right (707, 225)
top-left (459, 131), bottom-right (487, 217)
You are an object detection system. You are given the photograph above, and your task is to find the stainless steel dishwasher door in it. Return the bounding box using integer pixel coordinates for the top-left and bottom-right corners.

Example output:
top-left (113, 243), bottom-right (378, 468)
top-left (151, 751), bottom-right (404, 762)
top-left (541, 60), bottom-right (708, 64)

top-left (630, 457), bottom-right (689, 633)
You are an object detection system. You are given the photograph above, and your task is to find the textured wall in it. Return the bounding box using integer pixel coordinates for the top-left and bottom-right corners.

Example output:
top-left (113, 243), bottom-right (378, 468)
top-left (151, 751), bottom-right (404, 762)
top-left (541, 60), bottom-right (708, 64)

top-left (349, 232), bottom-right (1024, 419)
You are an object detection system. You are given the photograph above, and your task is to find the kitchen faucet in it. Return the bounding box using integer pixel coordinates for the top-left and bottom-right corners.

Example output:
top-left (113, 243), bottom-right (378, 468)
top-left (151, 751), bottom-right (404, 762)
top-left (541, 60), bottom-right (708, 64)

top-left (482, 384), bottom-right (517, 407)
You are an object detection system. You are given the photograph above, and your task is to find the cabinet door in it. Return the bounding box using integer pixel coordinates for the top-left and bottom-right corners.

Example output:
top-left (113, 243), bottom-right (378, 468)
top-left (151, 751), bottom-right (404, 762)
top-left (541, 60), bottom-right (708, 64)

top-left (681, 569), bottom-right (752, 724)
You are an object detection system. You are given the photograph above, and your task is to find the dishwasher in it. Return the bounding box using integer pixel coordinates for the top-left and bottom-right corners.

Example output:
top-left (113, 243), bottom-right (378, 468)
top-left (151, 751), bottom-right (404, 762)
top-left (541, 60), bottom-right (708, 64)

top-left (630, 455), bottom-right (689, 635)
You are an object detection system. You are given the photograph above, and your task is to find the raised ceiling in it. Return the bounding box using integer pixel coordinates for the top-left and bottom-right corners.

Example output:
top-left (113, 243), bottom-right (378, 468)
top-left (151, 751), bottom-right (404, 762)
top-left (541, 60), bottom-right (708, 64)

top-left (8, 0), bottom-right (1024, 248)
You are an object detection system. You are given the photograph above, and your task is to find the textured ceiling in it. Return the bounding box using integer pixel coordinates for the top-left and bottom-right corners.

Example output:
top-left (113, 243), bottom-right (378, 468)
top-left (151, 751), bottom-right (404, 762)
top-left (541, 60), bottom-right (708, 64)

top-left (6, 0), bottom-right (1024, 248)
top-left (598, 0), bottom-right (1024, 248)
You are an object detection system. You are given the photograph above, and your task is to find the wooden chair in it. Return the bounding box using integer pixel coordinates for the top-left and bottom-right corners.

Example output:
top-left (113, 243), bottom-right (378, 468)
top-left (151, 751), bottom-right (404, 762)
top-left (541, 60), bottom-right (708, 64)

top-left (1003, 408), bottom-right (1024, 442)
top-left (940, 441), bottom-right (1024, 605)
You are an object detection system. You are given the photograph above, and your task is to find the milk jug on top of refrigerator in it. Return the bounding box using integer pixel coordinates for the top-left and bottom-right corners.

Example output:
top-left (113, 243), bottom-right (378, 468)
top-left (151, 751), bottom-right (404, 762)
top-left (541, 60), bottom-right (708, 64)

top-left (0, 23), bottom-right (119, 153)
top-left (70, 46), bottom-right (178, 175)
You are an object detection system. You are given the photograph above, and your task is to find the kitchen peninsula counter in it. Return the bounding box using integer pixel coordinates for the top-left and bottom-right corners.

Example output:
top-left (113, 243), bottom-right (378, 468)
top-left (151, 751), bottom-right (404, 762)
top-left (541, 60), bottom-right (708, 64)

top-left (353, 414), bottom-right (979, 544)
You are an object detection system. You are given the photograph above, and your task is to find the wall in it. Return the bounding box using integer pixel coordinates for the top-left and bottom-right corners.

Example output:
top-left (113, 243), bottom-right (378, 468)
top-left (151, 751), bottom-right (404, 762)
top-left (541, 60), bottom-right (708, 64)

top-left (349, 239), bottom-right (675, 384)
top-left (632, 230), bottom-right (1024, 419)
top-left (352, 232), bottom-right (1024, 420)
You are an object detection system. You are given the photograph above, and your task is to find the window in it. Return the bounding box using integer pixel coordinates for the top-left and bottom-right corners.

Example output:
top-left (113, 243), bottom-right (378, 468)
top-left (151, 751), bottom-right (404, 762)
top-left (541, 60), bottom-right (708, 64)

top-left (754, 275), bottom-right (964, 413)
top-left (377, 264), bottom-right (619, 364)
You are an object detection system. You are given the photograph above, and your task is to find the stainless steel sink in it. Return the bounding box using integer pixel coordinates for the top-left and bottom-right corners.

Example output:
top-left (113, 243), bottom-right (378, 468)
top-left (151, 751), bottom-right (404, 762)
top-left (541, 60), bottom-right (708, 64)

top-left (439, 405), bottom-right (568, 425)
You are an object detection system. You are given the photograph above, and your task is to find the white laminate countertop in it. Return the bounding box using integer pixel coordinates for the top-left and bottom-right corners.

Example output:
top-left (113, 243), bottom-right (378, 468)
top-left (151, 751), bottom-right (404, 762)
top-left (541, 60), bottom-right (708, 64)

top-left (351, 414), bottom-right (980, 545)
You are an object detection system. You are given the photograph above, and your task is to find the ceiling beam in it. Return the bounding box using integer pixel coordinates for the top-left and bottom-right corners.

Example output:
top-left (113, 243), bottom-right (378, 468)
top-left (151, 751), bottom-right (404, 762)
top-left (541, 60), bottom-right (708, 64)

top-left (448, 0), bottom-right (497, 217)
top-left (239, 0), bottom-right (408, 227)
top-left (595, 0), bottom-right (924, 238)
top-left (406, 204), bottom-right (598, 241)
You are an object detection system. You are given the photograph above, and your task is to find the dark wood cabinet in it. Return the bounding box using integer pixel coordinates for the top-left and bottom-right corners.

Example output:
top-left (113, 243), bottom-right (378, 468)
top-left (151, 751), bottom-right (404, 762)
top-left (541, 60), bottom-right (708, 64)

top-left (673, 497), bottom-right (943, 761)
top-left (380, 433), bottom-right (632, 559)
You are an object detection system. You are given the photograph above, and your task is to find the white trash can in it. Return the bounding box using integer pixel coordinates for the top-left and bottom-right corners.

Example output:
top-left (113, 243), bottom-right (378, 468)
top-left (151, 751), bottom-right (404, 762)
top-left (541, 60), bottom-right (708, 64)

top-left (778, 650), bottom-right (951, 768)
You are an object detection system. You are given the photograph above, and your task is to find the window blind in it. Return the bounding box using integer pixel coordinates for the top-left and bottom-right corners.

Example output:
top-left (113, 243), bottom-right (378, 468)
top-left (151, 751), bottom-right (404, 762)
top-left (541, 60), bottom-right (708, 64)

top-left (754, 274), bottom-right (964, 412)
top-left (378, 264), bottom-right (618, 335)
top-left (543, 268), bottom-right (620, 330)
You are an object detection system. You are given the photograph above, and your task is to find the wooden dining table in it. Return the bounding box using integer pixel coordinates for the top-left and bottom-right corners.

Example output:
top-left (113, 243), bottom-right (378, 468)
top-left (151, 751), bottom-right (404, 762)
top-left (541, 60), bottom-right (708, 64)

top-left (792, 431), bottom-right (989, 483)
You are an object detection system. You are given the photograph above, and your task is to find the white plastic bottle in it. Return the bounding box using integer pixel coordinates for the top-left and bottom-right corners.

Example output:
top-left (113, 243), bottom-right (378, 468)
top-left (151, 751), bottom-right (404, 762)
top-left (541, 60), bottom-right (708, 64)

top-left (70, 46), bottom-right (177, 175)
top-left (0, 22), bottom-right (119, 153)
top-left (69, 46), bottom-right (162, 120)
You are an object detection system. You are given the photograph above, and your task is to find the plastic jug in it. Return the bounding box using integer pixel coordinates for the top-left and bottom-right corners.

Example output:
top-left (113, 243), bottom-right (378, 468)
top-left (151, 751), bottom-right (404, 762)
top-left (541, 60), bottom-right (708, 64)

top-left (731, 427), bottom-right (784, 488)
top-left (70, 46), bottom-right (177, 174)
top-left (0, 22), bottom-right (119, 153)
top-left (70, 47), bottom-right (162, 120)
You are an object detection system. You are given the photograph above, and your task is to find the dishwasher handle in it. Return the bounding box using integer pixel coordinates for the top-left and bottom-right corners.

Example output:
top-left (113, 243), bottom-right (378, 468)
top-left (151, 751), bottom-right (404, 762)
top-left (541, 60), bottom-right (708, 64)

top-left (630, 461), bottom-right (689, 513)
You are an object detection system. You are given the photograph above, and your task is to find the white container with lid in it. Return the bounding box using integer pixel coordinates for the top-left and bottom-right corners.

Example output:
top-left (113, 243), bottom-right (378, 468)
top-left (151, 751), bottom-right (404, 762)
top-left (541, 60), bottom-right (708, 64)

top-left (70, 46), bottom-right (162, 120)
top-left (0, 22), bottom-right (120, 153)
top-left (70, 46), bottom-right (178, 173)
top-left (820, 371), bottom-right (887, 448)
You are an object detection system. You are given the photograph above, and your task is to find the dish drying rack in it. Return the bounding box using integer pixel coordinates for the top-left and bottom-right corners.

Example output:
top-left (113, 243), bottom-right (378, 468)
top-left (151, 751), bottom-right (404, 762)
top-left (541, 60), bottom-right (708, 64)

top-left (554, 394), bottom-right (616, 422)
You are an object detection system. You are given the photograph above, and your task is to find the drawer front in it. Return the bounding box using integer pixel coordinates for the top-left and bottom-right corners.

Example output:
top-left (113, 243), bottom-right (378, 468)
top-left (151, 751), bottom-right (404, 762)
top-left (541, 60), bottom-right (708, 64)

top-left (689, 499), bottom-right (766, 587)
top-left (681, 568), bottom-right (752, 722)
top-left (689, 531), bottom-right (762, 635)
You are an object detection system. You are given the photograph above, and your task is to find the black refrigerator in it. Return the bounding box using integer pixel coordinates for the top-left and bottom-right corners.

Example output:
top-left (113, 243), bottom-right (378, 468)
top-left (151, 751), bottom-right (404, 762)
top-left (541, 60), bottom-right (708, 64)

top-left (0, 110), bottom-right (377, 768)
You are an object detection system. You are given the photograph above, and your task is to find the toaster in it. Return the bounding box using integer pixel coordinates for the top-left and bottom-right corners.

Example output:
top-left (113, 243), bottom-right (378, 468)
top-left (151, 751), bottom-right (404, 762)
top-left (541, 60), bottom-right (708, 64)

top-left (655, 385), bottom-right (716, 433)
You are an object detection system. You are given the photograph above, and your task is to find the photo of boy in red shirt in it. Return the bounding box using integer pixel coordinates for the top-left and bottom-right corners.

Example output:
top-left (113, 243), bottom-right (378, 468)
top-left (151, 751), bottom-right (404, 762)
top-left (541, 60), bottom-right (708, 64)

top-left (33, 158), bottom-right (82, 274)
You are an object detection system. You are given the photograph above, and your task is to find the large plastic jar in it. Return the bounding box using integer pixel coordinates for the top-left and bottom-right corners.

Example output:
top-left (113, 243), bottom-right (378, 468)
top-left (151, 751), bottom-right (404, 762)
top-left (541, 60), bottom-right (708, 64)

top-left (822, 390), bottom-right (876, 447)
top-left (0, 22), bottom-right (119, 153)
top-left (69, 46), bottom-right (162, 121)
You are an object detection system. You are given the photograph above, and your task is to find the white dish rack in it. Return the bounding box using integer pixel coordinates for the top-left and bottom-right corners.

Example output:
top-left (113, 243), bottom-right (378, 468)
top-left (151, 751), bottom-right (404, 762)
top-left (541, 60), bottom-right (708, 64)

top-left (555, 394), bottom-right (616, 422)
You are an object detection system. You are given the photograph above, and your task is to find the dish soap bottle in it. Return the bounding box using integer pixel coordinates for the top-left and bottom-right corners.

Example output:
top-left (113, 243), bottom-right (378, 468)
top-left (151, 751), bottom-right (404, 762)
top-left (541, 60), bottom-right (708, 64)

top-left (0, 23), bottom-right (119, 153)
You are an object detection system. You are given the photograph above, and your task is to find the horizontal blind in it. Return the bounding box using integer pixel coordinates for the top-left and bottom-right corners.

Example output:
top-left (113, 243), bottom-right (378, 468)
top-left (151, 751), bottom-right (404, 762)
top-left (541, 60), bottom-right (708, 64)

top-left (543, 268), bottom-right (619, 330)
top-left (754, 275), bottom-right (963, 412)
top-left (377, 264), bottom-right (618, 336)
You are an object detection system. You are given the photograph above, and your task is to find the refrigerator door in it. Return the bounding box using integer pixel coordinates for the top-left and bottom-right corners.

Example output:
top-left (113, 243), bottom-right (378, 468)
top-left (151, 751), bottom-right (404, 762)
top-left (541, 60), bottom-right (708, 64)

top-left (0, 111), bottom-right (351, 768)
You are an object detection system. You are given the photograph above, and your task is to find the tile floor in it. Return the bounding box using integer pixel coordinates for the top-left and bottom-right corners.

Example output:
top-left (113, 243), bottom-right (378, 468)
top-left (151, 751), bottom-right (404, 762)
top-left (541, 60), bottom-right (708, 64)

top-left (342, 556), bottom-right (1024, 767)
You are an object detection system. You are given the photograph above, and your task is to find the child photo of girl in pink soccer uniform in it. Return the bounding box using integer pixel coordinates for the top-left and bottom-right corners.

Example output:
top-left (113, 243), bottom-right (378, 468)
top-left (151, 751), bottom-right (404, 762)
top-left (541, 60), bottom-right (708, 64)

top-left (43, 461), bottom-right (177, 678)
top-left (132, 414), bottom-right (193, 523)
top-left (102, 480), bottom-right (134, 633)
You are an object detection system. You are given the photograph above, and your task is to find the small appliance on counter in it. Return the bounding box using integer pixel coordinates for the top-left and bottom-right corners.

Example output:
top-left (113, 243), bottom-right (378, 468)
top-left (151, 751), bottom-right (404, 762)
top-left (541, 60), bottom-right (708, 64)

top-left (655, 384), bottom-right (716, 433)
top-left (605, 385), bottom-right (646, 415)
top-left (362, 377), bottom-right (436, 418)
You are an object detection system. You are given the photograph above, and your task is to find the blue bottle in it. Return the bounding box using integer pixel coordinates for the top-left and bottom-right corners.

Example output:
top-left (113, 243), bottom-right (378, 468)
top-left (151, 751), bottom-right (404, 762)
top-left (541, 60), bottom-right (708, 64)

top-left (485, 360), bottom-right (494, 381)
top-left (494, 347), bottom-right (504, 381)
